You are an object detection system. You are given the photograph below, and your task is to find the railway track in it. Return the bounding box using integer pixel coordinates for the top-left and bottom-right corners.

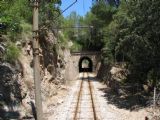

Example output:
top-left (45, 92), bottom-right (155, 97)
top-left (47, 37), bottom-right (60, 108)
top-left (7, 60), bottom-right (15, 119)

top-left (72, 72), bottom-right (98, 120)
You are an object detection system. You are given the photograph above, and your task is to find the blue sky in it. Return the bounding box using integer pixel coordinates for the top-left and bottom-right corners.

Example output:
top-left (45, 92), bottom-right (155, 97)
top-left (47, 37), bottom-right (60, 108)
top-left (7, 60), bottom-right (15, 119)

top-left (60, 0), bottom-right (93, 17)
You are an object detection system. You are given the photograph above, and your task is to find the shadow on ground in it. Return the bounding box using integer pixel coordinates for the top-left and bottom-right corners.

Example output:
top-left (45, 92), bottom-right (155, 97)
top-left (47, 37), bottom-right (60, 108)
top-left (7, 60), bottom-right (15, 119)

top-left (80, 72), bottom-right (151, 111)
top-left (99, 82), bottom-right (151, 111)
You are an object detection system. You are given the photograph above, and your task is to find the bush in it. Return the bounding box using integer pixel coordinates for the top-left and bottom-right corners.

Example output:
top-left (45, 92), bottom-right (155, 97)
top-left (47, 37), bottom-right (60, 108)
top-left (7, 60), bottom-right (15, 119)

top-left (70, 41), bottom-right (82, 52)
top-left (5, 42), bottom-right (21, 63)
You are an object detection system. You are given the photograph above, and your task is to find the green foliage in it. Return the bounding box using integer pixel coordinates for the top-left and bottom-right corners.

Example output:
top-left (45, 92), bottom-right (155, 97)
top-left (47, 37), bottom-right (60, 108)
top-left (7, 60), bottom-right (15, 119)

top-left (58, 31), bottom-right (68, 46)
top-left (5, 43), bottom-right (21, 63)
top-left (20, 22), bottom-right (32, 34)
top-left (102, 0), bottom-right (160, 86)
top-left (61, 12), bottom-right (85, 51)
top-left (92, 1), bottom-right (117, 26)
top-left (62, 12), bottom-right (81, 39)
top-left (88, 2), bottom-right (117, 50)
top-left (70, 41), bottom-right (82, 52)
top-left (103, 0), bottom-right (131, 63)
top-left (39, 0), bottom-right (62, 27)
top-left (61, 2), bottom-right (117, 51)
top-left (20, 21), bottom-right (32, 42)
top-left (0, 0), bottom-right (32, 42)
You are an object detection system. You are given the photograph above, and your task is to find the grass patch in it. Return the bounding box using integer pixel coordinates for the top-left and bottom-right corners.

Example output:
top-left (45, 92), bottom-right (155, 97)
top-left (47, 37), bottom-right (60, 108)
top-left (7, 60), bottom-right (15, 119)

top-left (5, 42), bottom-right (21, 63)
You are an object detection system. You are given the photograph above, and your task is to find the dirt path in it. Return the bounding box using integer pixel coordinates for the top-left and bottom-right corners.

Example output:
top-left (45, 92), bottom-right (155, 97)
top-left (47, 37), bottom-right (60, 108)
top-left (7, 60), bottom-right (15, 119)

top-left (47, 73), bottom-right (150, 120)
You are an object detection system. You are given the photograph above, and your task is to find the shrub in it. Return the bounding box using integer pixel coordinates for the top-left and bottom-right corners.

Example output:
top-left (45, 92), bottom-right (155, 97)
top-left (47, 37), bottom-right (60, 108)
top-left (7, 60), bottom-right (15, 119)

top-left (5, 42), bottom-right (20, 63)
top-left (70, 41), bottom-right (82, 52)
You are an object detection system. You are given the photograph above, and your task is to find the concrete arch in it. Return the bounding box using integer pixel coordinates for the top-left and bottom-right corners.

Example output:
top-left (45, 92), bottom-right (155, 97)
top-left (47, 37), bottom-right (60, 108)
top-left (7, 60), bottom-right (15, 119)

top-left (79, 56), bottom-right (93, 72)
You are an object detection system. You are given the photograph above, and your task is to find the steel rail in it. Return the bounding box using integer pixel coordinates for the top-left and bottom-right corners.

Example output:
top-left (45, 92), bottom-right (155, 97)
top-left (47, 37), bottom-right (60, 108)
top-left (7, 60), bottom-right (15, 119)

top-left (73, 72), bottom-right (97, 120)
top-left (73, 72), bottom-right (84, 120)
top-left (88, 72), bottom-right (97, 120)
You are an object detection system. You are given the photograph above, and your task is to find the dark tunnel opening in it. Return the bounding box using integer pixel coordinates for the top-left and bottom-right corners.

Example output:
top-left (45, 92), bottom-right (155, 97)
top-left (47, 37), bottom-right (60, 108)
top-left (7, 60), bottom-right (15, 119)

top-left (79, 56), bottom-right (93, 72)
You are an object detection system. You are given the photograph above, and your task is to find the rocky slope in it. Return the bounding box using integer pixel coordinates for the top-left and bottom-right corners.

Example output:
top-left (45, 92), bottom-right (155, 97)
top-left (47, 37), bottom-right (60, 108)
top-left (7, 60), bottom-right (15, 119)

top-left (0, 29), bottom-right (72, 119)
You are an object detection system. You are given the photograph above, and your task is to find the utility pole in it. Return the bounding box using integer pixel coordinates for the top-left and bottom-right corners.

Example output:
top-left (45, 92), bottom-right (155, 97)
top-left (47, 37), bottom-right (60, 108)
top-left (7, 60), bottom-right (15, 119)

top-left (32, 0), bottom-right (43, 120)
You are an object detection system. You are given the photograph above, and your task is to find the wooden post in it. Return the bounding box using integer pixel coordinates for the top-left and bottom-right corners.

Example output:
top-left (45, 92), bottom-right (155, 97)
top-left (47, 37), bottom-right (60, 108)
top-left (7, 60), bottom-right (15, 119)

top-left (32, 0), bottom-right (43, 120)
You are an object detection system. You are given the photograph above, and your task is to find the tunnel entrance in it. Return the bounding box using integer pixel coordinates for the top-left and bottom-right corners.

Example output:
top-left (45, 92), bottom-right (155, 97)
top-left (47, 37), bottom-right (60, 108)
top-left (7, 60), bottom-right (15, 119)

top-left (79, 56), bottom-right (93, 72)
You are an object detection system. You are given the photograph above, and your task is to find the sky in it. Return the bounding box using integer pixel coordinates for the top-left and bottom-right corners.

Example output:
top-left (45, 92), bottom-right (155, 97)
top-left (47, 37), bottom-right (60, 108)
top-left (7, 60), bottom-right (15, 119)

top-left (60, 0), bottom-right (93, 17)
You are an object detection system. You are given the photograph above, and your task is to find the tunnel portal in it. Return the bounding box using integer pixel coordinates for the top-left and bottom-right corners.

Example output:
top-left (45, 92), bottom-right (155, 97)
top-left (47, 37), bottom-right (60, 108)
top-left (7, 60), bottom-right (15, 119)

top-left (79, 56), bottom-right (93, 72)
